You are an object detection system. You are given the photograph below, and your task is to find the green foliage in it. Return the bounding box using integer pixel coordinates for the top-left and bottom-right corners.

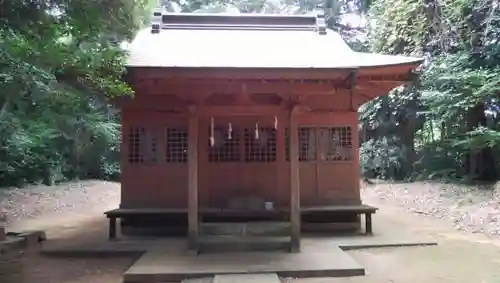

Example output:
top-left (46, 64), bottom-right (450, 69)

top-left (369, 0), bottom-right (426, 55)
top-left (0, 0), bottom-right (152, 186)
top-left (0, 0), bottom-right (373, 187)
top-left (360, 0), bottom-right (500, 182)
top-left (360, 138), bottom-right (406, 179)
top-left (7, 0), bottom-right (498, 186)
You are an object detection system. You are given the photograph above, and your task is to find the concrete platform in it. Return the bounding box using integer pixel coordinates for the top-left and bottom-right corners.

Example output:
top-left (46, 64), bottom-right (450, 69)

top-left (41, 231), bottom-right (437, 283)
top-left (123, 243), bottom-right (365, 283)
top-left (41, 233), bottom-right (437, 257)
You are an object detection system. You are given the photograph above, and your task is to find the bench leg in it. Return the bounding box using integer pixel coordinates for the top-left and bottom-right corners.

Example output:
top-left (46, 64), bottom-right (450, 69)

top-left (365, 213), bottom-right (373, 235)
top-left (109, 217), bottom-right (117, 241)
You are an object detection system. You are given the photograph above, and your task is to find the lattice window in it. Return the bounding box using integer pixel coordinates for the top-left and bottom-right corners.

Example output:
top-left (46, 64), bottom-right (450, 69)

top-left (208, 127), bottom-right (241, 162)
top-left (128, 127), bottom-right (145, 164)
top-left (285, 127), bottom-right (317, 161)
top-left (166, 127), bottom-right (188, 163)
top-left (244, 127), bottom-right (276, 162)
top-left (318, 127), bottom-right (352, 161)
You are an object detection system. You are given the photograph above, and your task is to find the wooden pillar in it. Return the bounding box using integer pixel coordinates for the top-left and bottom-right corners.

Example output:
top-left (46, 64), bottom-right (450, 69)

top-left (289, 105), bottom-right (301, 252)
top-left (351, 112), bottom-right (362, 203)
top-left (187, 105), bottom-right (199, 253)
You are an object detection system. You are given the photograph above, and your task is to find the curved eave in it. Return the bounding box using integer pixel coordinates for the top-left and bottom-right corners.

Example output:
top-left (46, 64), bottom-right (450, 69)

top-left (125, 61), bottom-right (422, 84)
top-left (354, 59), bottom-right (423, 105)
top-left (125, 66), bottom-right (358, 80)
top-left (356, 59), bottom-right (423, 81)
top-left (125, 58), bottom-right (423, 72)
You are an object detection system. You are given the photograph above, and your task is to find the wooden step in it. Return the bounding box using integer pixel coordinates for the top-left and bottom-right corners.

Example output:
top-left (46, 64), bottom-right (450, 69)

top-left (200, 221), bottom-right (290, 236)
top-left (214, 273), bottom-right (280, 283)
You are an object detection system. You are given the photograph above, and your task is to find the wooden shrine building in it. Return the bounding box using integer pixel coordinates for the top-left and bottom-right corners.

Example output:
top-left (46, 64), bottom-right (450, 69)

top-left (111, 10), bottom-right (422, 253)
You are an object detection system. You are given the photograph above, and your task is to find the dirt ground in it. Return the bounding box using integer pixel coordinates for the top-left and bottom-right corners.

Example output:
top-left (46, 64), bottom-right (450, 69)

top-left (2, 180), bottom-right (500, 283)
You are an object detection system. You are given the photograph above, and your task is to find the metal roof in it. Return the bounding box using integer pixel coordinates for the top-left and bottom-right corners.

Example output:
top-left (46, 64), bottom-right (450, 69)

top-left (126, 13), bottom-right (422, 69)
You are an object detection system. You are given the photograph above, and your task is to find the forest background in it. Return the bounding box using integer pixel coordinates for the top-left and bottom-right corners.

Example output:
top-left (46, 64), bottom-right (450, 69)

top-left (2, 0), bottom-right (500, 187)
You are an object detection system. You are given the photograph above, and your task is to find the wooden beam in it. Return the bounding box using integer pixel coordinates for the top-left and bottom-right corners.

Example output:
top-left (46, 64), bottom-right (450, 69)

top-left (289, 104), bottom-right (301, 253)
top-left (128, 67), bottom-right (355, 80)
top-left (132, 79), bottom-right (349, 96)
top-left (200, 105), bottom-right (311, 116)
top-left (117, 104), bottom-right (314, 114)
top-left (187, 105), bottom-right (199, 253)
top-left (198, 105), bottom-right (287, 116)
top-left (355, 80), bottom-right (406, 90)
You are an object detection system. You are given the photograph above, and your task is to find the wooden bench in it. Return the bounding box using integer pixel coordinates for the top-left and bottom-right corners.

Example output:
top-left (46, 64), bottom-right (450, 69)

top-left (104, 207), bottom-right (286, 240)
top-left (104, 208), bottom-right (186, 240)
top-left (302, 204), bottom-right (378, 235)
top-left (104, 204), bottom-right (378, 240)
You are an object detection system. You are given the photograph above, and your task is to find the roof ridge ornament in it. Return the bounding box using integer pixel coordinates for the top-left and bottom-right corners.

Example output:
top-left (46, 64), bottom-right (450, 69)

top-left (151, 6), bottom-right (164, 34)
top-left (315, 4), bottom-right (327, 35)
top-left (154, 12), bottom-right (319, 32)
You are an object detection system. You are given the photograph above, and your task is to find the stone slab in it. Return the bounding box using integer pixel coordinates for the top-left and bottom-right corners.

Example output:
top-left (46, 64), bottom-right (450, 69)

top-left (0, 237), bottom-right (25, 255)
top-left (41, 233), bottom-right (437, 257)
top-left (0, 230), bottom-right (46, 255)
top-left (327, 234), bottom-right (437, 250)
top-left (41, 237), bottom-right (185, 257)
top-left (123, 245), bottom-right (365, 283)
top-left (181, 277), bottom-right (213, 283)
top-left (214, 273), bottom-right (280, 283)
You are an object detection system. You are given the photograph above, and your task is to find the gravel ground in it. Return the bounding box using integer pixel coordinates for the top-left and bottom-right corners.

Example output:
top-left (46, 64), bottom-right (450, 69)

top-left (1, 179), bottom-right (500, 239)
top-left (361, 180), bottom-right (500, 238)
top-left (1, 179), bottom-right (500, 283)
top-left (0, 180), bottom-right (120, 231)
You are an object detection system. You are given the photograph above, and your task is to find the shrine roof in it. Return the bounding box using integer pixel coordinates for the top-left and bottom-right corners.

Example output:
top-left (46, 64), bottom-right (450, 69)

top-left (126, 12), bottom-right (422, 69)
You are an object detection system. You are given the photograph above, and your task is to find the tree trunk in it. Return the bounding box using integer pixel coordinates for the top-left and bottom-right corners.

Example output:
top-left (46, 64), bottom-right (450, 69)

top-left (400, 117), bottom-right (416, 178)
top-left (465, 103), bottom-right (496, 181)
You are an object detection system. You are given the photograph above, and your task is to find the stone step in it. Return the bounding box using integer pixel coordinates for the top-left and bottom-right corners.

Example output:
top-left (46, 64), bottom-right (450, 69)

top-left (181, 277), bottom-right (213, 283)
top-left (214, 273), bottom-right (280, 283)
top-left (178, 273), bottom-right (281, 283)
top-left (200, 221), bottom-right (290, 236)
top-left (199, 235), bottom-right (291, 253)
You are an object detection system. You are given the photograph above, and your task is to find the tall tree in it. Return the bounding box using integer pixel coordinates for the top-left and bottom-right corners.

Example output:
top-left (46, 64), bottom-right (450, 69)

top-left (361, 0), bottom-right (500, 181)
top-left (0, 0), bottom-right (153, 186)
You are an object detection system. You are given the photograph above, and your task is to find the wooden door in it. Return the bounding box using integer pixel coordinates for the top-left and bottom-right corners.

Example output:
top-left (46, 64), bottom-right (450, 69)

top-left (297, 127), bottom-right (317, 206)
top-left (317, 127), bottom-right (353, 204)
top-left (203, 116), bottom-right (278, 208)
